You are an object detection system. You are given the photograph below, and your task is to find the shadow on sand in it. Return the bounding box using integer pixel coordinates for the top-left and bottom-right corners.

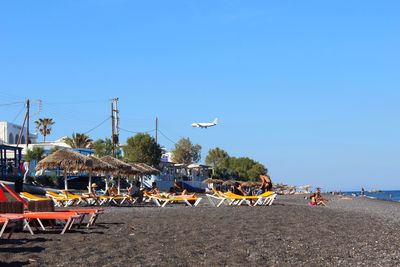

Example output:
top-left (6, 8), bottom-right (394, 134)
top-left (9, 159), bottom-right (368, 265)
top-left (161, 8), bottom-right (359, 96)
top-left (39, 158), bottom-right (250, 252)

top-left (0, 261), bottom-right (31, 267)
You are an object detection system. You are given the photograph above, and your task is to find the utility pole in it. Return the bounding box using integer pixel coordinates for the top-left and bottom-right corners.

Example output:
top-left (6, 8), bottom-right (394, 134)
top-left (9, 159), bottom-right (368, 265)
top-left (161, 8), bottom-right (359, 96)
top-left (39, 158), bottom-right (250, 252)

top-left (26, 99), bottom-right (30, 149)
top-left (111, 98), bottom-right (119, 157)
top-left (16, 99), bottom-right (30, 148)
top-left (111, 101), bottom-right (115, 157)
top-left (155, 117), bottom-right (158, 144)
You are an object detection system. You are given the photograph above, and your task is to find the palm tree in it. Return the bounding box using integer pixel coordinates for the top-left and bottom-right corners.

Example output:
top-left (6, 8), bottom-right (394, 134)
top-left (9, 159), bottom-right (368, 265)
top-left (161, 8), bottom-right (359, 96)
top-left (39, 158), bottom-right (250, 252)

top-left (64, 133), bottom-right (93, 148)
top-left (35, 118), bottom-right (55, 142)
top-left (25, 147), bottom-right (45, 162)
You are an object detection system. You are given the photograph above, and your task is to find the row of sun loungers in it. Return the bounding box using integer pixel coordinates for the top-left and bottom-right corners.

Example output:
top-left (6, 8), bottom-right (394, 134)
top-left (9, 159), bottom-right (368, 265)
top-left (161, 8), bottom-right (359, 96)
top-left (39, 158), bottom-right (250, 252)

top-left (0, 182), bottom-right (277, 238)
top-left (9, 187), bottom-right (276, 209)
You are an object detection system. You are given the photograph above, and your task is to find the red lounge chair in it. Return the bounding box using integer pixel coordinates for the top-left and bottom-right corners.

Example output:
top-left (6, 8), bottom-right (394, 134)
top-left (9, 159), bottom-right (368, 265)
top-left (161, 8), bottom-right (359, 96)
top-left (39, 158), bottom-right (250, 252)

top-left (0, 184), bottom-right (84, 234)
top-left (0, 186), bottom-right (8, 202)
top-left (1, 212), bottom-right (81, 235)
top-left (0, 183), bottom-right (103, 228)
top-left (0, 215), bottom-right (24, 239)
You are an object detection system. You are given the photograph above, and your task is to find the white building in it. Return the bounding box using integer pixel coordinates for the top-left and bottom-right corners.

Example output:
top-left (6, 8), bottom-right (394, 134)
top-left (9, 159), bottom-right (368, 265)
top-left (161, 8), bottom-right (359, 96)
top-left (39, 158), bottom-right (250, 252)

top-left (0, 121), bottom-right (38, 145)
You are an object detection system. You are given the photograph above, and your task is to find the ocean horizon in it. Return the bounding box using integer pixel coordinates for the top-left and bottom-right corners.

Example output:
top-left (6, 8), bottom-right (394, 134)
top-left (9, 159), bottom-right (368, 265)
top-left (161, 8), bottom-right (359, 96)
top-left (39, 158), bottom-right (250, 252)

top-left (345, 190), bottom-right (400, 202)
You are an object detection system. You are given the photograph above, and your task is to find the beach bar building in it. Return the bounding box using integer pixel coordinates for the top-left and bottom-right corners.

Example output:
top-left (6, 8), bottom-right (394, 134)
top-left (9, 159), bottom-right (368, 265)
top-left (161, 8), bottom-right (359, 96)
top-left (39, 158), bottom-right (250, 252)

top-left (0, 144), bottom-right (23, 178)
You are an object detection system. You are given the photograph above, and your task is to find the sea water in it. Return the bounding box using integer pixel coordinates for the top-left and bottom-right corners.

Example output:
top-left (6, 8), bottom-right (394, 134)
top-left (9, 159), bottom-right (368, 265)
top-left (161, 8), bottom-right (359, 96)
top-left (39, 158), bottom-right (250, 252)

top-left (345, 190), bottom-right (400, 202)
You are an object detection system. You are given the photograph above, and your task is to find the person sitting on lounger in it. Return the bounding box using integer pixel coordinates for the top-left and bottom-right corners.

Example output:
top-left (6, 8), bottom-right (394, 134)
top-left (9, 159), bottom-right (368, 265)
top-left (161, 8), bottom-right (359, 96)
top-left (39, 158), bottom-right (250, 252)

top-left (128, 180), bottom-right (144, 202)
top-left (169, 179), bottom-right (189, 196)
top-left (108, 185), bottom-right (118, 196)
top-left (232, 182), bottom-right (247, 196)
top-left (90, 183), bottom-right (99, 197)
top-left (147, 182), bottom-right (160, 195)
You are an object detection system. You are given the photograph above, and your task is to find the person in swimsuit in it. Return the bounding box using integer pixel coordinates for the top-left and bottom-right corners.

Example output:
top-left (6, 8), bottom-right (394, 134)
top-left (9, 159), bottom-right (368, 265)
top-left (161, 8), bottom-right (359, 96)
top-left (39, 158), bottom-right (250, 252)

top-left (232, 182), bottom-right (247, 196)
top-left (147, 181), bottom-right (160, 195)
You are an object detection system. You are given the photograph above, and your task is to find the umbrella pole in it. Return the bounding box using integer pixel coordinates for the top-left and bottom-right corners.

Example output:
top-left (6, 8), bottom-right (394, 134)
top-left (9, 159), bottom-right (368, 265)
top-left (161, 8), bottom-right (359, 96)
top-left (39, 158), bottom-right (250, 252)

top-left (117, 177), bottom-right (121, 195)
top-left (64, 172), bottom-right (68, 191)
top-left (88, 172), bottom-right (92, 194)
top-left (105, 176), bottom-right (109, 193)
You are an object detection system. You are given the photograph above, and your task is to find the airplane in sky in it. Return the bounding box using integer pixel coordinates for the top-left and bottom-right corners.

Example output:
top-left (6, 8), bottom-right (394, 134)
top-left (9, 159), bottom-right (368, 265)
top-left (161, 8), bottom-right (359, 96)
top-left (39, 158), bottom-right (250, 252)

top-left (191, 118), bottom-right (218, 129)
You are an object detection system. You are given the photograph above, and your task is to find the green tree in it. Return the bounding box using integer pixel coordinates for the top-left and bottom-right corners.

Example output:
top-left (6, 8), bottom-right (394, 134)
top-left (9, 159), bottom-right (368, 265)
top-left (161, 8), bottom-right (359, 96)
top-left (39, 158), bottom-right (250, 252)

top-left (92, 138), bottom-right (114, 158)
top-left (205, 147), bottom-right (229, 169)
top-left (64, 133), bottom-right (93, 148)
top-left (25, 147), bottom-right (45, 162)
top-left (35, 118), bottom-right (55, 142)
top-left (171, 137), bottom-right (202, 164)
top-left (123, 133), bottom-right (162, 167)
top-left (48, 146), bottom-right (60, 155)
top-left (214, 156), bottom-right (267, 181)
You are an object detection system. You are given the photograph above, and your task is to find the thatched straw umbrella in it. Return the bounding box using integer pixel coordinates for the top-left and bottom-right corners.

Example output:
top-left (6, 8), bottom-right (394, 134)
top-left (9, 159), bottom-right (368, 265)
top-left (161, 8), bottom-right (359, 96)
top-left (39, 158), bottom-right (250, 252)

top-left (127, 163), bottom-right (160, 190)
top-left (129, 163), bottom-right (147, 175)
top-left (36, 149), bottom-right (93, 191)
top-left (136, 163), bottom-right (160, 175)
top-left (87, 156), bottom-right (117, 194)
top-left (101, 156), bottom-right (140, 194)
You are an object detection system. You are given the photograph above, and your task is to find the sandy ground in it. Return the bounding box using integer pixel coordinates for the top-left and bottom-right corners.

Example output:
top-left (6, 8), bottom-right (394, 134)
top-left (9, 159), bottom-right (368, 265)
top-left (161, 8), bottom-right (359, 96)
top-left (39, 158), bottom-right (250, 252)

top-left (1, 194), bottom-right (400, 266)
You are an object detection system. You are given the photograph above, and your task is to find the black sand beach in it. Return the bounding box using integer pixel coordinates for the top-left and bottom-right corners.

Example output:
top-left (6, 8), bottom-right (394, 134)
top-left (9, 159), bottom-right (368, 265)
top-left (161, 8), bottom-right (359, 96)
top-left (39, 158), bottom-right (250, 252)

top-left (1, 195), bottom-right (400, 266)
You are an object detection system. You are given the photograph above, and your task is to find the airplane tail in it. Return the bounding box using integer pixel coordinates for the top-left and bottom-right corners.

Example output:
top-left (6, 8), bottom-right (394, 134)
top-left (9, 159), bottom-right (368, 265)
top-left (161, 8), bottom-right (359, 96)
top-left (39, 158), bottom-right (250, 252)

top-left (213, 118), bottom-right (218, 125)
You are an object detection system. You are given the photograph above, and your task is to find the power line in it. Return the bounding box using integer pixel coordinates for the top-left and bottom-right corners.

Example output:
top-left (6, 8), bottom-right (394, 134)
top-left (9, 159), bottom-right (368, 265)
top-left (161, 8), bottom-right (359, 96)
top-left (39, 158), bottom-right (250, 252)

top-left (12, 105), bottom-right (25, 123)
top-left (0, 101), bottom-right (25, 107)
top-left (43, 99), bottom-right (109, 106)
top-left (157, 129), bottom-right (178, 145)
top-left (0, 91), bottom-right (25, 101)
top-left (84, 117), bottom-right (111, 134)
top-left (118, 127), bottom-right (156, 134)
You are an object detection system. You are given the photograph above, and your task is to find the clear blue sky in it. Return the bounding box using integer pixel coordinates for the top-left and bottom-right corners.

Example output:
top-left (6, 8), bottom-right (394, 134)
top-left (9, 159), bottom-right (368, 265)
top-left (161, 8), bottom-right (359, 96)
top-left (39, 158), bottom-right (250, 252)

top-left (1, 1), bottom-right (399, 191)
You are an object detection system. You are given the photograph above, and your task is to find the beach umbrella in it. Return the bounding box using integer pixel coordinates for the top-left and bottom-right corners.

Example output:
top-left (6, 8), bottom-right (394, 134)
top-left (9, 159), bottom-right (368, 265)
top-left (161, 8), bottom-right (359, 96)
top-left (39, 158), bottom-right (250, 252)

top-left (87, 156), bottom-right (117, 194)
top-left (299, 185), bottom-right (312, 194)
top-left (101, 156), bottom-right (140, 195)
top-left (129, 163), bottom-right (147, 175)
top-left (136, 163), bottom-right (160, 175)
top-left (36, 149), bottom-right (93, 191)
top-left (129, 163), bottom-right (160, 189)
